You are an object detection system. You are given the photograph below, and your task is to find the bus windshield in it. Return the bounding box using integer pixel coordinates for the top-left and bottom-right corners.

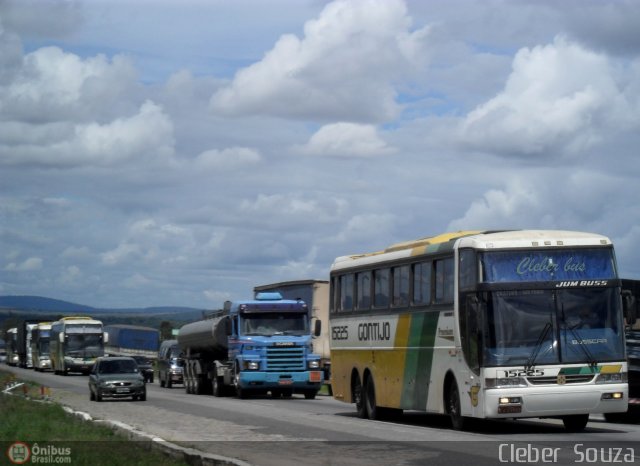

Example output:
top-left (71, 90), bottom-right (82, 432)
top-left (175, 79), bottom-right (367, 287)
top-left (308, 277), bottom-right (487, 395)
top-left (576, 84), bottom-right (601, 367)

top-left (38, 340), bottom-right (50, 356)
top-left (66, 333), bottom-right (103, 357)
top-left (241, 313), bottom-right (308, 336)
top-left (482, 287), bottom-right (625, 367)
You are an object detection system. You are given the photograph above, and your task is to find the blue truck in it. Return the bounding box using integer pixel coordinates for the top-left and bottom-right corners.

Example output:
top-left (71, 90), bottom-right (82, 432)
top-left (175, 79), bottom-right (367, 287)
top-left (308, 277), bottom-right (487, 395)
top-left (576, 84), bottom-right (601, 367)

top-left (104, 324), bottom-right (160, 359)
top-left (177, 292), bottom-right (323, 399)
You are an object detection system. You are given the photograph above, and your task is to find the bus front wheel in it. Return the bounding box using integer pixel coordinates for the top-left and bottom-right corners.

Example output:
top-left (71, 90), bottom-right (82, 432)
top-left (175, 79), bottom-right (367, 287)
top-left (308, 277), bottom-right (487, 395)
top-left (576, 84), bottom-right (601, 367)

top-left (447, 379), bottom-right (466, 430)
top-left (562, 414), bottom-right (589, 432)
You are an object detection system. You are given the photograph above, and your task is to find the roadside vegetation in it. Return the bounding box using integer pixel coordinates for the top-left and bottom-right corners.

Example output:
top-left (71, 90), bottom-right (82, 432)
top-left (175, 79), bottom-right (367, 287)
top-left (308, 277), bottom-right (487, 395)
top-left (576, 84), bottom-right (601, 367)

top-left (0, 369), bottom-right (189, 465)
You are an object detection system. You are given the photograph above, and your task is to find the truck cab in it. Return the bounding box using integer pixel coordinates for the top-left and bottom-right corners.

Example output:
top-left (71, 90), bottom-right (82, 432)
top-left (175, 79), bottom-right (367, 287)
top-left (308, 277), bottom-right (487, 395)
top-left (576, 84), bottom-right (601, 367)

top-left (227, 292), bottom-right (323, 399)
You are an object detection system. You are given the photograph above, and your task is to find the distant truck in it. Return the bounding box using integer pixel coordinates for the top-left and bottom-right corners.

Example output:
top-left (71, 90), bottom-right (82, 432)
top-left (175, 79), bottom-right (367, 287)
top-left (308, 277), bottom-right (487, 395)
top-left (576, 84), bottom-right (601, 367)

top-left (104, 324), bottom-right (159, 359)
top-left (50, 316), bottom-right (107, 375)
top-left (31, 322), bottom-right (52, 371)
top-left (5, 328), bottom-right (19, 366)
top-left (254, 280), bottom-right (331, 390)
top-left (16, 320), bottom-right (39, 368)
top-left (178, 292), bottom-right (323, 399)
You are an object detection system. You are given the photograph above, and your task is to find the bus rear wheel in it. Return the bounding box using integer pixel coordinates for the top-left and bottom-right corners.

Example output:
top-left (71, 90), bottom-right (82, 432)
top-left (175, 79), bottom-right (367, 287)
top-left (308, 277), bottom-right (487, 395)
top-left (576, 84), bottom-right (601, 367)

top-left (353, 374), bottom-right (366, 418)
top-left (364, 376), bottom-right (378, 420)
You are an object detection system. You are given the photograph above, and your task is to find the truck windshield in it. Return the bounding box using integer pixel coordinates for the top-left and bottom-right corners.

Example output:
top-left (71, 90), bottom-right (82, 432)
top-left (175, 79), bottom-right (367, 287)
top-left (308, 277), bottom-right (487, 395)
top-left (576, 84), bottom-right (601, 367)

top-left (482, 287), bottom-right (625, 367)
top-left (242, 312), bottom-right (308, 336)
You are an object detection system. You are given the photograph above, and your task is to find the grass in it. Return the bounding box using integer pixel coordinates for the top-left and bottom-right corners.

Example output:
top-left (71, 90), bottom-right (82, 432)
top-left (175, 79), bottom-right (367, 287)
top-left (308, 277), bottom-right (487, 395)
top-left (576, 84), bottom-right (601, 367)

top-left (0, 370), bottom-right (190, 465)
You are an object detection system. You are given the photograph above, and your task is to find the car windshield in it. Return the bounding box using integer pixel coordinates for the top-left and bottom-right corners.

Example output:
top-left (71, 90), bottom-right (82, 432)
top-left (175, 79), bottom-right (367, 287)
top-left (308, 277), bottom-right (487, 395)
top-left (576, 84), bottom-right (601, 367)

top-left (100, 359), bottom-right (138, 374)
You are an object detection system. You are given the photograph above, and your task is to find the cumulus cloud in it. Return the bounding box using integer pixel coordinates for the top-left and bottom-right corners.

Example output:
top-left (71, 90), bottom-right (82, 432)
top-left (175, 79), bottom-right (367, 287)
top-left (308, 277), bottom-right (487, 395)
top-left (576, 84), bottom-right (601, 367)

top-left (0, 100), bottom-right (175, 167)
top-left (1, 46), bottom-right (139, 122)
top-left (5, 257), bottom-right (43, 271)
top-left (195, 147), bottom-right (262, 170)
top-left (210, 0), bottom-right (429, 122)
top-left (458, 37), bottom-right (638, 157)
top-left (296, 122), bottom-right (395, 157)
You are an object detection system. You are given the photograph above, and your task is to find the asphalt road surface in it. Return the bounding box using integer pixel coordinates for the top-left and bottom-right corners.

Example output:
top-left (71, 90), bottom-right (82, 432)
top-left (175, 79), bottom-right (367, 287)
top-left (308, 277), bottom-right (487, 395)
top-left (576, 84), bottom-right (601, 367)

top-left (3, 365), bottom-right (639, 466)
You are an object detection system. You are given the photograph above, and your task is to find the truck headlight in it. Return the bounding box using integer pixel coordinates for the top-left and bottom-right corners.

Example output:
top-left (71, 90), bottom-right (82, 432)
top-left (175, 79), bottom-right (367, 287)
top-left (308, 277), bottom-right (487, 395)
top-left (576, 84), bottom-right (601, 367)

top-left (308, 360), bottom-right (320, 369)
top-left (247, 361), bottom-right (259, 370)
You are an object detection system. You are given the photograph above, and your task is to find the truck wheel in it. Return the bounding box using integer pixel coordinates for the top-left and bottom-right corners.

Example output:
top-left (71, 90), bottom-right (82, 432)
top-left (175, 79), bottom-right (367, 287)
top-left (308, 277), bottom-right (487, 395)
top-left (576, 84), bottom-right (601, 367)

top-left (160, 374), bottom-right (165, 388)
top-left (212, 377), bottom-right (224, 397)
top-left (167, 378), bottom-right (173, 389)
top-left (234, 369), bottom-right (248, 399)
top-left (304, 391), bottom-right (317, 400)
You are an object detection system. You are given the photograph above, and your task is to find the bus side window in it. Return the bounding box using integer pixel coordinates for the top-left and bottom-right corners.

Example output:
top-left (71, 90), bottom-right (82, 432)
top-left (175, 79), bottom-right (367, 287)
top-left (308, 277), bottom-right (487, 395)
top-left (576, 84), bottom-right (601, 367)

top-left (340, 274), bottom-right (354, 312)
top-left (462, 295), bottom-right (481, 375)
top-left (374, 268), bottom-right (390, 308)
top-left (392, 265), bottom-right (410, 307)
top-left (459, 249), bottom-right (477, 291)
top-left (435, 258), bottom-right (454, 304)
top-left (356, 271), bottom-right (371, 310)
top-left (413, 261), bottom-right (432, 305)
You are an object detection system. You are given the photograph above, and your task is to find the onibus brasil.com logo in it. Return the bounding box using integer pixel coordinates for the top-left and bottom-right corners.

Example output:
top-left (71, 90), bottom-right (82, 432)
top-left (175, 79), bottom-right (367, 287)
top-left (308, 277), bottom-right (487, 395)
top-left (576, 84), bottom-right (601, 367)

top-left (7, 442), bottom-right (71, 464)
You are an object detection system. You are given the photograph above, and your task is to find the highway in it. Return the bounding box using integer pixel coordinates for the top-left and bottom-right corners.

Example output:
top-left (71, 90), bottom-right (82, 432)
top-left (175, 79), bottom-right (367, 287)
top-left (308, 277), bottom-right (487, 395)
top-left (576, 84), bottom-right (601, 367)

top-left (3, 364), bottom-right (640, 466)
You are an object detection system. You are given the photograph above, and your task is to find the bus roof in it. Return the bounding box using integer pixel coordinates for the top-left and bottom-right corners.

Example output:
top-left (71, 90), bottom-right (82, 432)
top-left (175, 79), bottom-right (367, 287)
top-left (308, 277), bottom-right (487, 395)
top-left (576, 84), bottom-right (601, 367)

top-left (331, 230), bottom-right (612, 271)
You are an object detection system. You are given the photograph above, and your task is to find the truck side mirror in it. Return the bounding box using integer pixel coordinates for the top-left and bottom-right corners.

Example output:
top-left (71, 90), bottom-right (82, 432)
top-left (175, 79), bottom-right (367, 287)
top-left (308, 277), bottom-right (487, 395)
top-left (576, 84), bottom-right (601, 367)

top-left (59, 332), bottom-right (65, 343)
top-left (103, 332), bottom-right (109, 344)
top-left (224, 316), bottom-right (232, 336)
top-left (313, 319), bottom-right (321, 337)
top-left (622, 290), bottom-right (637, 326)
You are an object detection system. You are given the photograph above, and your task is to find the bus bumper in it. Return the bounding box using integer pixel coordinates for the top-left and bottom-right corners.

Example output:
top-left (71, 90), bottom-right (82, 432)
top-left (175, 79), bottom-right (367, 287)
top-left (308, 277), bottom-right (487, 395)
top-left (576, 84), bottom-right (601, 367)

top-left (484, 383), bottom-right (628, 418)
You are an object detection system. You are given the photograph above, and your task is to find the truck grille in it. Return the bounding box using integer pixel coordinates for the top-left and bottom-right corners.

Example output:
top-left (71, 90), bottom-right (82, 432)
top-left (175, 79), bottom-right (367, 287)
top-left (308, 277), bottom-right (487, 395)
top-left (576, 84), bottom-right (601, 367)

top-left (266, 346), bottom-right (305, 371)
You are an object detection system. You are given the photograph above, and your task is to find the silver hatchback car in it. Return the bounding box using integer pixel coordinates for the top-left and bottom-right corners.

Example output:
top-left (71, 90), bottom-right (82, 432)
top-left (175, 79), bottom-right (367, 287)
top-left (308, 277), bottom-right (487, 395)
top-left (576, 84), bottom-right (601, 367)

top-left (89, 356), bottom-right (147, 401)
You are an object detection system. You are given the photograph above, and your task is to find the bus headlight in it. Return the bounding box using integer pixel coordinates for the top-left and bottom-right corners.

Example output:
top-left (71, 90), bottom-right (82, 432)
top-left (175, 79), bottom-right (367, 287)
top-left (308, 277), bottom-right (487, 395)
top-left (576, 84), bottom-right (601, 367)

top-left (485, 377), bottom-right (527, 389)
top-left (596, 372), bottom-right (627, 384)
top-left (308, 360), bottom-right (320, 369)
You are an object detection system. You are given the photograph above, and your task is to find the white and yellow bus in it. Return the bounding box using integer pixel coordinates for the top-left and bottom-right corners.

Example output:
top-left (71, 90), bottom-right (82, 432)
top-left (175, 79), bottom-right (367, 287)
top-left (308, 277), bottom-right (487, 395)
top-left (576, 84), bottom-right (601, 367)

top-left (329, 230), bottom-right (634, 432)
top-left (50, 316), bottom-right (106, 375)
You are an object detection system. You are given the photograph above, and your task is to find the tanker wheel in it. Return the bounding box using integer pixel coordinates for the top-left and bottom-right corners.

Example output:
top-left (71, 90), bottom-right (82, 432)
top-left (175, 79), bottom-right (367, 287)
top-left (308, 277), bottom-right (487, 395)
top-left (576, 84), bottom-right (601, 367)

top-left (212, 376), bottom-right (224, 397)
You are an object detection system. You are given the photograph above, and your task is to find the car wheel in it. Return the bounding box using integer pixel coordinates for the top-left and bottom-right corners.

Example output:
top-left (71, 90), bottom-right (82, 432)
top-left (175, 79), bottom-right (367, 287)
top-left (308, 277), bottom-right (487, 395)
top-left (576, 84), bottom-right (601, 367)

top-left (90, 388), bottom-right (95, 401)
top-left (96, 390), bottom-right (103, 402)
top-left (140, 391), bottom-right (147, 401)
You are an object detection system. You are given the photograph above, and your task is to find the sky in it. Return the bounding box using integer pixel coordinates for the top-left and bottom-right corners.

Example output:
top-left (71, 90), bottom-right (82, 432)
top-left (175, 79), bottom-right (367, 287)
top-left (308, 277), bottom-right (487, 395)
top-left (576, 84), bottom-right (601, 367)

top-left (1, 0), bottom-right (640, 309)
